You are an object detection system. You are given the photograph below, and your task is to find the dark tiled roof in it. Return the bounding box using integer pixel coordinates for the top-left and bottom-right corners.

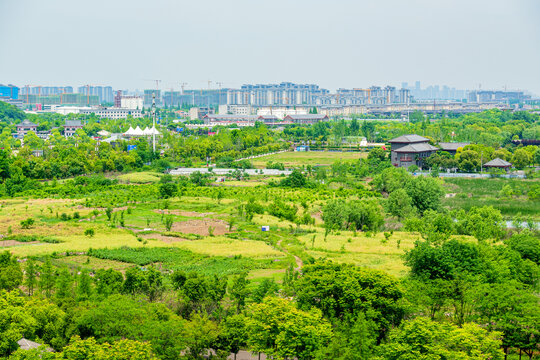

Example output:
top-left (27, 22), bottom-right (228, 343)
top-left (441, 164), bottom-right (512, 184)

top-left (285, 114), bottom-right (328, 120)
top-left (17, 119), bottom-right (37, 127)
top-left (484, 158), bottom-right (512, 167)
top-left (64, 120), bottom-right (83, 127)
top-left (205, 115), bottom-right (259, 121)
top-left (17, 338), bottom-right (53, 352)
top-left (438, 142), bottom-right (470, 151)
top-left (393, 143), bottom-right (439, 153)
top-left (388, 134), bottom-right (429, 143)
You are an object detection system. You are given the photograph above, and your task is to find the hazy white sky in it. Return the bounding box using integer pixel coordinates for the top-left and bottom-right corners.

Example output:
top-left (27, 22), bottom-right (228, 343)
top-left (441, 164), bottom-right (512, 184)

top-left (1, 0), bottom-right (539, 94)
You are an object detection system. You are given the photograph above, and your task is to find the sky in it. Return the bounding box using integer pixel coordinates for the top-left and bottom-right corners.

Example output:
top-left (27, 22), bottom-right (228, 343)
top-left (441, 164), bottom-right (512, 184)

top-left (1, 0), bottom-right (539, 94)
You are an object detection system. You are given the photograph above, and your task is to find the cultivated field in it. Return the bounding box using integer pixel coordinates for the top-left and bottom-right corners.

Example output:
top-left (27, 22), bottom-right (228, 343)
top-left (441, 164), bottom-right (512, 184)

top-left (251, 150), bottom-right (368, 168)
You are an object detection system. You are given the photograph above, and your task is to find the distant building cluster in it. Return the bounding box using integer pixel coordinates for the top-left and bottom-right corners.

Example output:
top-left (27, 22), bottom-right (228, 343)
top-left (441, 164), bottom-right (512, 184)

top-left (1, 81), bottom-right (536, 119)
top-left (402, 81), bottom-right (468, 101)
top-left (227, 82), bottom-right (329, 106)
top-left (467, 90), bottom-right (530, 103)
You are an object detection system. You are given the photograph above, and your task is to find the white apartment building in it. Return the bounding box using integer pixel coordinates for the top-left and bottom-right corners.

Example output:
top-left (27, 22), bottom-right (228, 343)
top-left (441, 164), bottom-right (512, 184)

top-left (256, 107), bottom-right (309, 119)
top-left (80, 108), bottom-right (143, 119)
top-left (218, 104), bottom-right (254, 115)
top-left (120, 96), bottom-right (144, 110)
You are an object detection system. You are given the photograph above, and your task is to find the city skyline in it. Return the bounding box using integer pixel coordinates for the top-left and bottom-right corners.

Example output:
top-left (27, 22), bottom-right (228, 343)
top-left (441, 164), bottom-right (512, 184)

top-left (1, 0), bottom-right (539, 95)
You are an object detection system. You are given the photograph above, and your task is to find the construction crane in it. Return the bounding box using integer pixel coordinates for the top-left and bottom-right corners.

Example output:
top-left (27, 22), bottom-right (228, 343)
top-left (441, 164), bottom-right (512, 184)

top-left (60, 88), bottom-right (67, 105)
top-left (24, 85), bottom-right (42, 104)
top-left (83, 84), bottom-right (97, 105)
top-left (215, 82), bottom-right (225, 104)
top-left (143, 79), bottom-right (162, 91)
top-left (180, 82), bottom-right (187, 94)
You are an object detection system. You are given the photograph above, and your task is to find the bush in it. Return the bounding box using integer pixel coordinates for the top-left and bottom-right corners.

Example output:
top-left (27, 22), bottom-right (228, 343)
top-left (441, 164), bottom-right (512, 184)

top-left (269, 200), bottom-right (297, 222)
top-left (159, 183), bottom-right (178, 199)
top-left (84, 228), bottom-right (95, 238)
top-left (280, 169), bottom-right (307, 188)
top-left (20, 218), bottom-right (35, 229)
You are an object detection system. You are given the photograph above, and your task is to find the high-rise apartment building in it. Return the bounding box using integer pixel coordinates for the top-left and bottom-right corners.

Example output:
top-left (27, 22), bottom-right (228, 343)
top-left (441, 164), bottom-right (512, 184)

top-left (227, 82), bottom-right (329, 106)
top-left (143, 90), bottom-right (161, 107)
top-left (468, 90), bottom-right (529, 103)
top-left (77, 86), bottom-right (114, 104)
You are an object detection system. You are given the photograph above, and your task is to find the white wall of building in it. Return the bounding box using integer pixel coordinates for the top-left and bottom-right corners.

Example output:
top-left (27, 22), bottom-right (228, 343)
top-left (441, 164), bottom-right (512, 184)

top-left (121, 96), bottom-right (143, 110)
top-left (256, 107), bottom-right (308, 119)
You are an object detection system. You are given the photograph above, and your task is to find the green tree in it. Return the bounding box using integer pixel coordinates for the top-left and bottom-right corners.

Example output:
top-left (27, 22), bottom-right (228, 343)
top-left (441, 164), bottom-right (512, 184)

top-left (279, 169), bottom-right (307, 188)
top-left (512, 148), bottom-right (531, 169)
top-left (457, 149), bottom-right (481, 172)
top-left (379, 317), bottom-right (504, 360)
top-left (39, 257), bottom-right (55, 298)
top-left (295, 262), bottom-right (403, 338)
top-left (386, 188), bottom-right (414, 219)
top-left (183, 313), bottom-right (221, 360)
top-left (0, 251), bottom-right (23, 291)
top-left (245, 297), bottom-right (332, 360)
top-left (455, 206), bottom-right (505, 241)
top-left (159, 182), bottom-right (177, 199)
top-left (77, 269), bottom-right (93, 300)
top-left (218, 314), bottom-right (247, 360)
top-left (55, 268), bottom-right (74, 303)
top-left (347, 199), bottom-right (384, 231)
top-left (25, 258), bottom-right (37, 296)
top-left (0, 149), bottom-right (10, 181)
top-left (404, 176), bottom-right (444, 214)
top-left (229, 272), bottom-right (249, 313)
top-left (315, 313), bottom-right (376, 360)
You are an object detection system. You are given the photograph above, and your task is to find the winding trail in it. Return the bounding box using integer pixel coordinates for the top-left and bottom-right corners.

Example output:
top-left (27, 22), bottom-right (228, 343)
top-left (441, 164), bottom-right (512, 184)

top-left (276, 238), bottom-right (303, 271)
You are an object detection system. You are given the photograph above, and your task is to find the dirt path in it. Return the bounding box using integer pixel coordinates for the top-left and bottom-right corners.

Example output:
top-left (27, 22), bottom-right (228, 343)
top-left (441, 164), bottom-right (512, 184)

top-left (276, 238), bottom-right (303, 271)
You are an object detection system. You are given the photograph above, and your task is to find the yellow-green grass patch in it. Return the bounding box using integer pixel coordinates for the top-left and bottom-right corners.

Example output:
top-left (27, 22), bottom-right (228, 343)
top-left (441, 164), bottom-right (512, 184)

top-left (247, 268), bottom-right (287, 284)
top-left (117, 171), bottom-right (162, 184)
top-left (52, 255), bottom-right (133, 272)
top-left (307, 250), bottom-right (409, 278)
top-left (170, 236), bottom-right (285, 259)
top-left (251, 151), bottom-right (368, 168)
top-left (6, 231), bottom-right (169, 257)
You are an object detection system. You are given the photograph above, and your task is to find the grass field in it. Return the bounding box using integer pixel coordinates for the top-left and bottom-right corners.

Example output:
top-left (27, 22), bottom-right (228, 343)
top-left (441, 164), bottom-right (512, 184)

top-left (251, 151), bottom-right (368, 168)
top-left (443, 177), bottom-right (540, 219)
top-left (116, 171), bottom-right (163, 184)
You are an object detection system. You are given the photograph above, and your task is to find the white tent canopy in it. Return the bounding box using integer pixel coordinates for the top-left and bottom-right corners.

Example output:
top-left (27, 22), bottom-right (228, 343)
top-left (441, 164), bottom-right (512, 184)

top-left (132, 126), bottom-right (144, 136)
top-left (124, 126), bottom-right (135, 136)
top-left (124, 125), bottom-right (160, 137)
top-left (148, 126), bottom-right (160, 135)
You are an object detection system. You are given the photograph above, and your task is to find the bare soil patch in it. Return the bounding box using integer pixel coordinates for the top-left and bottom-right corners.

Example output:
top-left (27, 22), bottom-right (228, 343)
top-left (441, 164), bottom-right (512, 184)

top-left (172, 219), bottom-right (230, 236)
top-left (153, 209), bottom-right (215, 217)
top-left (311, 211), bottom-right (323, 222)
top-left (138, 233), bottom-right (189, 243)
top-left (0, 240), bottom-right (40, 247)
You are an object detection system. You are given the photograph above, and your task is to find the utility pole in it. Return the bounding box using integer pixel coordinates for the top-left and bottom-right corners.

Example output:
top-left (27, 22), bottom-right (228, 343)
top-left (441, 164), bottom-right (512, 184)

top-left (480, 151), bottom-right (483, 174)
top-left (152, 93), bottom-right (156, 153)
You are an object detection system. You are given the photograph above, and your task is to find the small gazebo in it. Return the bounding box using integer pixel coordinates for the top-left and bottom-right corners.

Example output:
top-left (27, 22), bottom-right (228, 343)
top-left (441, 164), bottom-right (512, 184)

top-left (483, 158), bottom-right (512, 172)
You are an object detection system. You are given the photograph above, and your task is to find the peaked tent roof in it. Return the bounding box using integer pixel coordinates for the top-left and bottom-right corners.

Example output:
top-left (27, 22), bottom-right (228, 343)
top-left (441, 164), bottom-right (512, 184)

top-left (124, 126), bottom-right (135, 135)
top-left (132, 126), bottom-right (144, 136)
top-left (148, 126), bottom-right (160, 135)
top-left (142, 127), bottom-right (152, 135)
top-left (484, 158), bottom-right (512, 167)
top-left (389, 134), bottom-right (430, 143)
